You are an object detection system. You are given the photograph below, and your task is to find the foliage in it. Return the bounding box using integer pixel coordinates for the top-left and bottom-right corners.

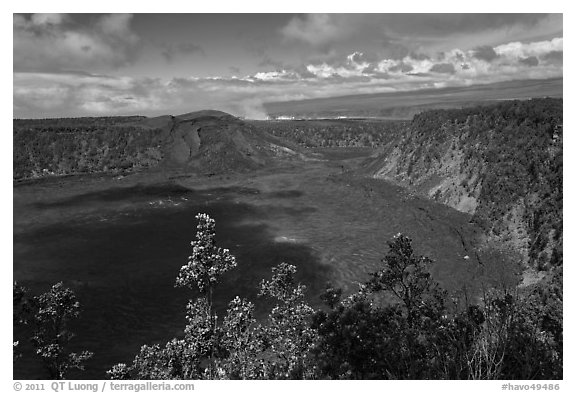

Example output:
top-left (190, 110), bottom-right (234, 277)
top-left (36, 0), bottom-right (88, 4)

top-left (13, 282), bottom-right (31, 362)
top-left (109, 214), bottom-right (320, 380)
top-left (311, 234), bottom-right (562, 380)
top-left (14, 220), bottom-right (560, 380)
top-left (109, 297), bottom-right (218, 380)
top-left (13, 117), bottom-right (163, 180)
top-left (13, 282), bottom-right (93, 379)
top-left (251, 119), bottom-right (407, 148)
top-left (499, 270), bottom-right (562, 379)
top-left (366, 234), bottom-right (447, 325)
top-left (13, 282), bottom-right (31, 325)
top-left (107, 215), bottom-right (562, 380)
top-left (311, 235), bottom-right (449, 379)
top-left (257, 263), bottom-right (317, 379)
top-left (456, 276), bottom-right (562, 380)
top-left (108, 214), bottom-right (260, 379)
top-left (175, 213), bottom-right (237, 295)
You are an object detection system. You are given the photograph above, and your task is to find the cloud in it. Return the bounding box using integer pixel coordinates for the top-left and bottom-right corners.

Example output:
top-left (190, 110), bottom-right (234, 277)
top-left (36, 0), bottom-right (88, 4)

top-left (292, 65), bottom-right (316, 79)
top-left (258, 56), bottom-right (286, 70)
top-left (13, 36), bottom-right (563, 120)
top-left (14, 72), bottom-right (164, 118)
top-left (495, 37), bottom-right (563, 59)
top-left (13, 70), bottom-right (423, 119)
top-left (229, 66), bottom-right (241, 75)
top-left (542, 50), bottom-right (563, 65)
top-left (279, 14), bottom-right (561, 56)
top-left (13, 13), bottom-right (140, 72)
top-left (389, 62), bottom-right (414, 73)
top-left (161, 42), bottom-right (204, 62)
top-left (519, 56), bottom-right (539, 67)
top-left (281, 14), bottom-right (555, 45)
top-left (408, 52), bottom-right (431, 61)
top-left (281, 14), bottom-right (345, 47)
top-left (347, 51), bottom-right (380, 67)
top-left (30, 13), bottom-right (68, 26)
top-left (391, 38), bottom-right (562, 81)
top-left (385, 14), bottom-right (549, 37)
top-left (473, 45), bottom-right (499, 62)
top-left (429, 63), bottom-right (456, 74)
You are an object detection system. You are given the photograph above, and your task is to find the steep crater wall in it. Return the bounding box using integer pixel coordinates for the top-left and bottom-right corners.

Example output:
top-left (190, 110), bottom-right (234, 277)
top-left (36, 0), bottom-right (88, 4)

top-left (364, 98), bottom-right (563, 270)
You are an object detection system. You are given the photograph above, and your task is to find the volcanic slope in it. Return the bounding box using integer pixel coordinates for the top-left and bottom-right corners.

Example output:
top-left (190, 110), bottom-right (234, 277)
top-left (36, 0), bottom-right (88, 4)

top-left (121, 110), bottom-right (307, 174)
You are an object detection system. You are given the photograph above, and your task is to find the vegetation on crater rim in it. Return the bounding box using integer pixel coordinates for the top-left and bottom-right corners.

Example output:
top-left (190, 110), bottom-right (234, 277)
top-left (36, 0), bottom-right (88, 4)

top-left (14, 214), bottom-right (562, 379)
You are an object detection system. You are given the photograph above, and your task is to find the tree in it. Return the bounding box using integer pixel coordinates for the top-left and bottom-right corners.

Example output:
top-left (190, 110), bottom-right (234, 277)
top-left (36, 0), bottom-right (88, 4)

top-left (28, 282), bottom-right (93, 379)
top-left (109, 213), bottom-right (263, 380)
top-left (175, 213), bottom-right (237, 307)
top-left (311, 234), bottom-right (450, 379)
top-left (257, 263), bottom-right (317, 379)
top-left (109, 214), bottom-right (319, 380)
top-left (365, 234), bottom-right (447, 326)
top-left (466, 272), bottom-right (563, 380)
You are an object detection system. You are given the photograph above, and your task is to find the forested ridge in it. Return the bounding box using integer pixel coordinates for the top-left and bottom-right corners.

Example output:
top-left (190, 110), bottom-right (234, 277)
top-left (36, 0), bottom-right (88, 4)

top-left (366, 98), bottom-right (562, 270)
top-left (13, 112), bottom-right (305, 180)
top-left (250, 119), bottom-right (407, 148)
top-left (13, 117), bottom-right (164, 179)
top-left (13, 116), bottom-right (404, 180)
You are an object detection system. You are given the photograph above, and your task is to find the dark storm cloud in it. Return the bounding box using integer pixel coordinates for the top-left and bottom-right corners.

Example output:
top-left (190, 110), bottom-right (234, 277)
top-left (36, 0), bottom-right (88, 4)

top-left (473, 45), bottom-right (499, 62)
top-left (429, 63), bottom-right (456, 74)
top-left (519, 56), bottom-right (539, 67)
top-left (161, 42), bottom-right (204, 62)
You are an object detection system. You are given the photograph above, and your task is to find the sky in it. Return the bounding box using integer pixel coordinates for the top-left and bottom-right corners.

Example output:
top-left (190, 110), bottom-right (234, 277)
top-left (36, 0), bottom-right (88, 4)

top-left (13, 13), bottom-right (563, 119)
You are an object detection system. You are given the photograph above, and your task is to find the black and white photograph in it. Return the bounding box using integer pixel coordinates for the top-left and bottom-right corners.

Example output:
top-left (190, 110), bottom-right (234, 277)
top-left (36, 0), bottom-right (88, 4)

top-left (11, 6), bottom-right (565, 386)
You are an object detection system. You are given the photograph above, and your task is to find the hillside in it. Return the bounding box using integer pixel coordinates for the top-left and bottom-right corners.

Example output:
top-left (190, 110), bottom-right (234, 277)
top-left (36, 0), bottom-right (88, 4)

top-left (363, 98), bottom-right (562, 270)
top-left (249, 118), bottom-right (407, 148)
top-left (161, 110), bottom-right (304, 174)
top-left (13, 110), bottom-right (304, 180)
